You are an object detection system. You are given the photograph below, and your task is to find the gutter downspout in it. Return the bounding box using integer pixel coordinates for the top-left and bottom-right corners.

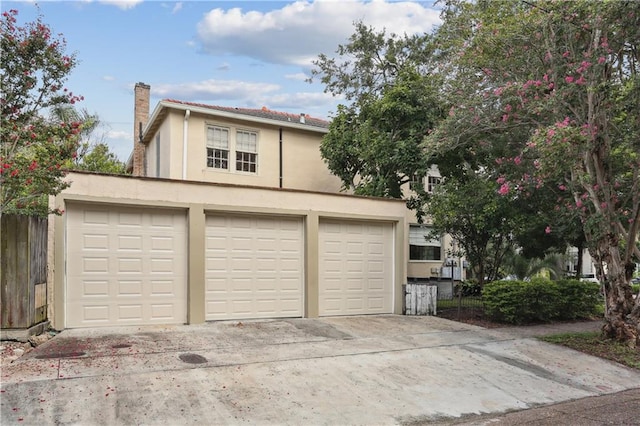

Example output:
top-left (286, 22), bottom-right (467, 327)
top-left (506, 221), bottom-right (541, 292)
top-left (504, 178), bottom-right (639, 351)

top-left (182, 109), bottom-right (190, 180)
top-left (279, 127), bottom-right (283, 188)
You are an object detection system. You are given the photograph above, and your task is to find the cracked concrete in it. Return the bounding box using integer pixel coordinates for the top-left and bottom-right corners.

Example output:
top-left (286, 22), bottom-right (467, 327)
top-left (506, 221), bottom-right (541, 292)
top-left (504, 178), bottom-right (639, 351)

top-left (1, 315), bottom-right (638, 425)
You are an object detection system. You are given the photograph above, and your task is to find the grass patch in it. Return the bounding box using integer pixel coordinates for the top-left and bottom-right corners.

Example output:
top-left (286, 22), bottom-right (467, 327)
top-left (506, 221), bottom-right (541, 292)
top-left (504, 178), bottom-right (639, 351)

top-left (539, 331), bottom-right (640, 370)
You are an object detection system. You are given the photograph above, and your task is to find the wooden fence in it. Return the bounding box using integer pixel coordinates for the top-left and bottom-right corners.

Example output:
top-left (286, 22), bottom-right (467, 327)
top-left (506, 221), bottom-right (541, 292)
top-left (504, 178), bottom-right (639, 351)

top-left (1, 214), bottom-right (48, 329)
top-left (404, 283), bottom-right (437, 315)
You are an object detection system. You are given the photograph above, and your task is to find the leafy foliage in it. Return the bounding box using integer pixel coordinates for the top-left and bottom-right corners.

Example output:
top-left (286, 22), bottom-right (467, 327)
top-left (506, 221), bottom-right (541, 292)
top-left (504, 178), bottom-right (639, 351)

top-left (52, 105), bottom-right (127, 174)
top-left (312, 23), bottom-right (442, 199)
top-left (430, 0), bottom-right (640, 344)
top-left (483, 278), bottom-right (600, 324)
top-left (427, 173), bottom-right (518, 285)
top-left (1, 9), bottom-right (84, 216)
top-left (72, 142), bottom-right (126, 174)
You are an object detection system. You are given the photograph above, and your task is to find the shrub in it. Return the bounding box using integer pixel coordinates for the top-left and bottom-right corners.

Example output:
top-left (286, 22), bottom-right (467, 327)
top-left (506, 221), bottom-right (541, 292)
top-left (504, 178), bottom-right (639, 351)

top-left (555, 279), bottom-right (601, 320)
top-left (482, 278), bottom-right (597, 324)
top-left (483, 279), bottom-right (559, 324)
top-left (456, 279), bottom-right (482, 297)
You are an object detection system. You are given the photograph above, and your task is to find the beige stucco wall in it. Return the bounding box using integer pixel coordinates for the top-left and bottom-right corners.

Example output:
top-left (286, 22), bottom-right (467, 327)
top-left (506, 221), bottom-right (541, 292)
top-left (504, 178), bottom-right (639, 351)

top-left (50, 172), bottom-right (406, 329)
top-left (146, 110), bottom-right (343, 193)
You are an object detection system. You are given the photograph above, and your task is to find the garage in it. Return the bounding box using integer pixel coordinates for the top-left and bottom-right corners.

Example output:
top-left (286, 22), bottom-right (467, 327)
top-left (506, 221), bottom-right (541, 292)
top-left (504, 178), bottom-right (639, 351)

top-left (319, 220), bottom-right (394, 316)
top-left (65, 204), bottom-right (188, 328)
top-left (205, 214), bottom-right (304, 320)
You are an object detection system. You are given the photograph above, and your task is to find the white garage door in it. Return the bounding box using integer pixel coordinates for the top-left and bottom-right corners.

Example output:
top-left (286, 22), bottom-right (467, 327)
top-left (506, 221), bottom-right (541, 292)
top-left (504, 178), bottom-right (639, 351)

top-left (205, 214), bottom-right (304, 320)
top-left (66, 204), bottom-right (187, 328)
top-left (319, 220), bottom-right (394, 316)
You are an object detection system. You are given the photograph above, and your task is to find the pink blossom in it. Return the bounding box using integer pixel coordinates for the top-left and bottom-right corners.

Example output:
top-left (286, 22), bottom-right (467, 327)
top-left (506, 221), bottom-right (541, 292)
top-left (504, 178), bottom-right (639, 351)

top-left (498, 183), bottom-right (510, 195)
top-left (505, 104), bottom-right (512, 113)
top-left (600, 202), bottom-right (607, 209)
top-left (565, 76), bottom-right (575, 83)
top-left (496, 177), bottom-right (506, 184)
top-left (575, 75), bottom-right (587, 85)
top-left (597, 56), bottom-right (606, 64)
top-left (562, 51), bottom-right (570, 58)
top-left (502, 114), bottom-right (509, 122)
top-left (513, 156), bottom-right (522, 165)
top-left (558, 184), bottom-right (566, 191)
top-left (547, 128), bottom-right (556, 138)
top-left (576, 200), bottom-right (583, 208)
top-left (545, 226), bottom-right (552, 234)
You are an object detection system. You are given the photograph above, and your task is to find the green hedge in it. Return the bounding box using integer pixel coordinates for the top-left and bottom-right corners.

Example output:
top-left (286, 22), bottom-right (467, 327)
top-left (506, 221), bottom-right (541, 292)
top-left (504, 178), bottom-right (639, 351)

top-left (482, 278), bottom-right (601, 324)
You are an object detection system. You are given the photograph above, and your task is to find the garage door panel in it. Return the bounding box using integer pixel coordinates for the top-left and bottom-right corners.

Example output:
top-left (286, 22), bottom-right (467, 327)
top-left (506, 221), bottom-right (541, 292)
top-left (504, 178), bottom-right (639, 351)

top-left (205, 214), bottom-right (303, 321)
top-left (66, 204), bottom-right (187, 328)
top-left (319, 220), bottom-right (394, 316)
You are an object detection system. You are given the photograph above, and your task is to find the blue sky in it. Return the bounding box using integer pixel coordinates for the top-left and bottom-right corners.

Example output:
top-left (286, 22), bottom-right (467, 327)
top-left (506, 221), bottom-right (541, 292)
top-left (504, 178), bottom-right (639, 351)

top-left (4, 1), bottom-right (441, 161)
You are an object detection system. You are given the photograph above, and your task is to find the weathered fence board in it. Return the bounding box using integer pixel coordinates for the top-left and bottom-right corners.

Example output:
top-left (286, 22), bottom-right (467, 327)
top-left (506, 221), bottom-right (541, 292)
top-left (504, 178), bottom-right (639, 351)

top-left (1, 214), bottom-right (48, 329)
top-left (405, 283), bottom-right (437, 315)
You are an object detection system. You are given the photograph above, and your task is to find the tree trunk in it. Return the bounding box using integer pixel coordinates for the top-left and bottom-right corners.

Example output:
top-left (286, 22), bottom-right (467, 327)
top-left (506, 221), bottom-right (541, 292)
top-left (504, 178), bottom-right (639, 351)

top-left (595, 239), bottom-right (640, 348)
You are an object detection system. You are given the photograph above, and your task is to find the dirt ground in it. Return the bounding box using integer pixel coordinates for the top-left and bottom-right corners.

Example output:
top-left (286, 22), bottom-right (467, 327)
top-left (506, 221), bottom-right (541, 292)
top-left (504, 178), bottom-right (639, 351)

top-left (0, 332), bottom-right (55, 367)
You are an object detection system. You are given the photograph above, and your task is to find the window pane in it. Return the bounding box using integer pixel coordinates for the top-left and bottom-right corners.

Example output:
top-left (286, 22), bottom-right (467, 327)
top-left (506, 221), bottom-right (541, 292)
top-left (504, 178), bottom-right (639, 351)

top-left (427, 176), bottom-right (441, 193)
top-left (207, 147), bottom-right (228, 169)
top-left (409, 225), bottom-right (441, 246)
top-left (236, 130), bottom-right (257, 152)
top-left (207, 126), bottom-right (229, 149)
top-left (235, 151), bottom-right (257, 173)
top-left (410, 245), bottom-right (442, 261)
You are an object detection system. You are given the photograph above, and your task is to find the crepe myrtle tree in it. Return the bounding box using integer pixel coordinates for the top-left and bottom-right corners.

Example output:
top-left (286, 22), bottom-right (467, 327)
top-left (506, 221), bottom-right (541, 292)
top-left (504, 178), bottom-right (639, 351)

top-left (1, 9), bottom-right (84, 216)
top-left (429, 0), bottom-right (640, 345)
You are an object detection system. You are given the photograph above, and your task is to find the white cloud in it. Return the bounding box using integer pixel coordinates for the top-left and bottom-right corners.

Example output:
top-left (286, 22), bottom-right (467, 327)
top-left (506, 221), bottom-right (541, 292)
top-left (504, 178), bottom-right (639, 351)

top-left (98, 0), bottom-right (143, 10)
top-left (285, 73), bottom-right (309, 81)
top-left (106, 130), bottom-right (131, 140)
top-left (172, 2), bottom-right (183, 14)
top-left (102, 75), bottom-right (116, 81)
top-left (196, 0), bottom-right (441, 67)
top-left (216, 62), bottom-right (231, 71)
top-left (152, 79), bottom-right (281, 101)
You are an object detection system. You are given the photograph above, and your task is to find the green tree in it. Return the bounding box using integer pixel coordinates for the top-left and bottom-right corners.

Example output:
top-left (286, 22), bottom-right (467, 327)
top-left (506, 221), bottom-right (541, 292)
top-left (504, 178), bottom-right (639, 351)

top-left (73, 142), bottom-right (126, 174)
top-left (311, 23), bottom-right (442, 200)
top-left (52, 105), bottom-right (127, 174)
top-left (430, 0), bottom-right (640, 345)
top-left (1, 9), bottom-right (84, 216)
top-left (427, 173), bottom-right (519, 286)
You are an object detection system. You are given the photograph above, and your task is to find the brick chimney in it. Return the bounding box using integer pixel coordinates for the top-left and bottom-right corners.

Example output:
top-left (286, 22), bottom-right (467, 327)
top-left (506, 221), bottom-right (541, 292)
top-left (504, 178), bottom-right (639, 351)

top-left (132, 82), bottom-right (150, 176)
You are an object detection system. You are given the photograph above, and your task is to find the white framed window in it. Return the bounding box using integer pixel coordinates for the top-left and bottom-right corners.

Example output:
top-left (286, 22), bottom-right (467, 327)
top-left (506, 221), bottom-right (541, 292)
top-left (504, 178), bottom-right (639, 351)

top-left (235, 130), bottom-right (258, 173)
top-left (409, 225), bottom-right (441, 261)
top-left (427, 175), bottom-right (441, 193)
top-left (409, 173), bottom-right (424, 192)
top-left (206, 126), bottom-right (229, 170)
top-left (206, 125), bottom-right (258, 174)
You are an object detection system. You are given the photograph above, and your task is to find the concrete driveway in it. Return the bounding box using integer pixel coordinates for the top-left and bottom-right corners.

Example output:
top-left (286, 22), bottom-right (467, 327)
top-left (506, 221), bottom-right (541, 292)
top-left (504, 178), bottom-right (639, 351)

top-left (1, 315), bottom-right (639, 425)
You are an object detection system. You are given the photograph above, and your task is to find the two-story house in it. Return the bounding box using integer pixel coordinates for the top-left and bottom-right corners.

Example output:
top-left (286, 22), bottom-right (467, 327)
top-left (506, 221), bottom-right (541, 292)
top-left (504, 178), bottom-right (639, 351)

top-left (128, 83), bottom-right (456, 284)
